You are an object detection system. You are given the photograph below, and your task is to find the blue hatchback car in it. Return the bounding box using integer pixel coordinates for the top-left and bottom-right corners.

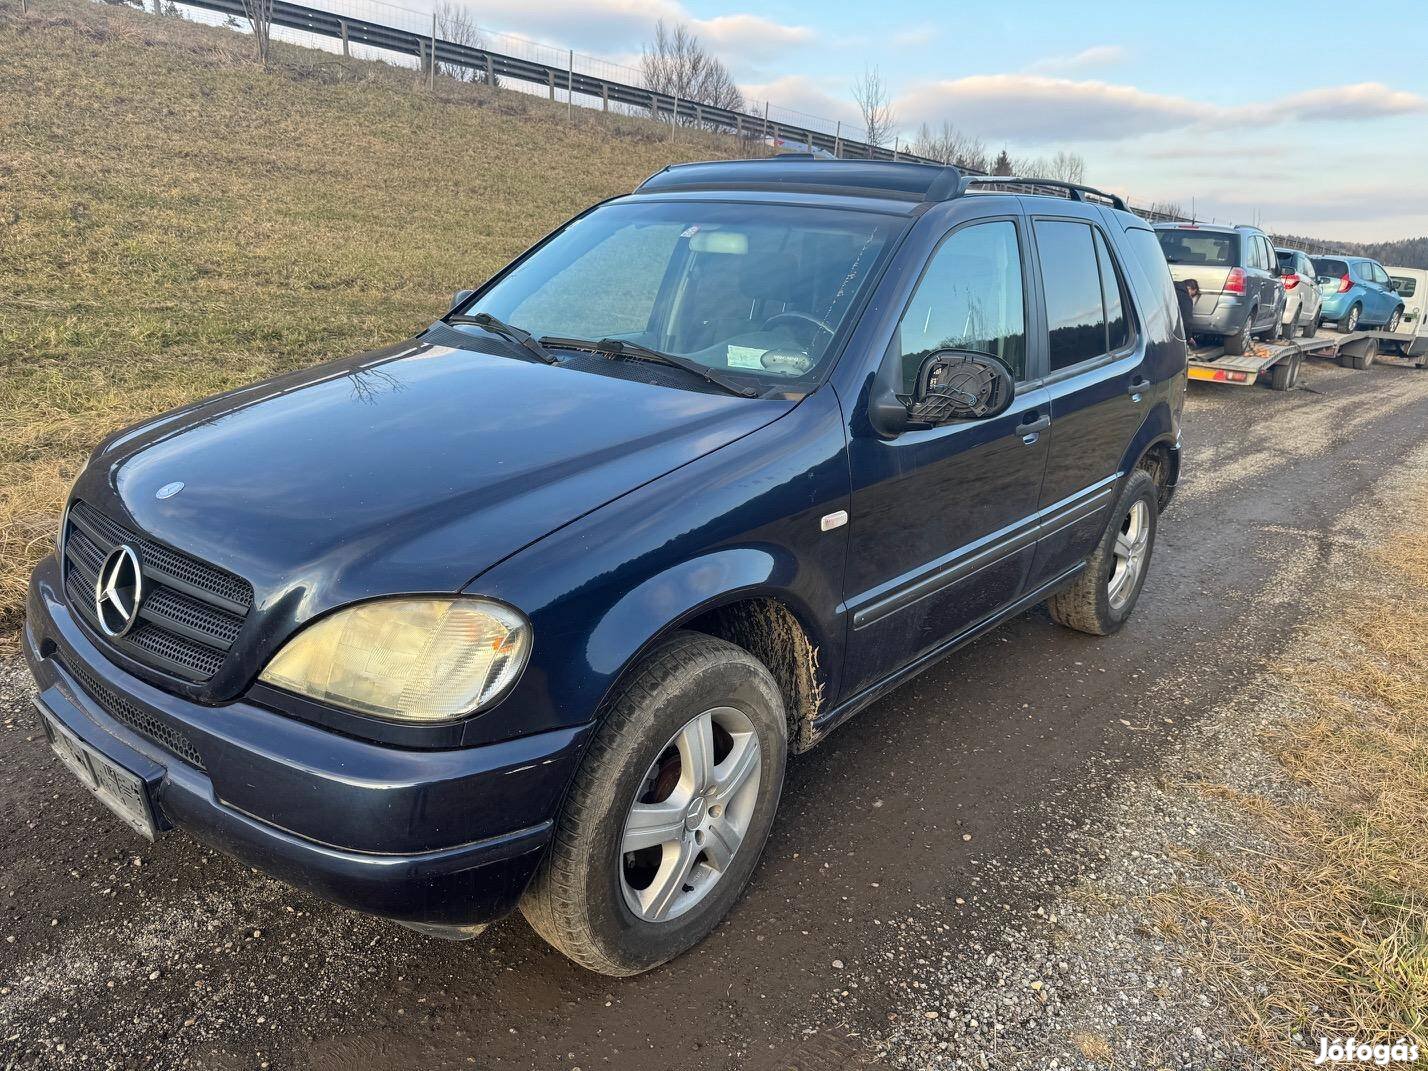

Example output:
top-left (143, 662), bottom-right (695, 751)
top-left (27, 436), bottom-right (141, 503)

top-left (25, 159), bottom-right (1186, 975)
top-left (1313, 254), bottom-right (1406, 333)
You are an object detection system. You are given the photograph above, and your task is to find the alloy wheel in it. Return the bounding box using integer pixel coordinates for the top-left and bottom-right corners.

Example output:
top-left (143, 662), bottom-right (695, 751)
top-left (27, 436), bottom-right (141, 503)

top-left (1107, 500), bottom-right (1151, 611)
top-left (1346, 305), bottom-right (1360, 332)
top-left (619, 706), bottom-right (762, 922)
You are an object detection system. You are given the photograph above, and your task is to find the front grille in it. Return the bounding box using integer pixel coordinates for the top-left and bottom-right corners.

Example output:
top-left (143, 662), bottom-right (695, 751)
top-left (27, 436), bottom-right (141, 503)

top-left (62, 658), bottom-right (206, 770)
top-left (62, 501), bottom-right (253, 683)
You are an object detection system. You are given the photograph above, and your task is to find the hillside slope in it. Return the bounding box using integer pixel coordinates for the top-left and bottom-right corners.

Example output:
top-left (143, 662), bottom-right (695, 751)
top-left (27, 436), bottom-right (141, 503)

top-left (0, 0), bottom-right (744, 628)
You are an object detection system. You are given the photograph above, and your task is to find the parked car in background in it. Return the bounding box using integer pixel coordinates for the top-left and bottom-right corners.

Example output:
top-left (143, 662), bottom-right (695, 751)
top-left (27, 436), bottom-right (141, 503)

top-left (1313, 254), bottom-right (1404, 333)
top-left (1274, 247), bottom-right (1322, 339)
top-left (1386, 266), bottom-right (1428, 359)
top-left (25, 157), bottom-right (1186, 977)
top-left (1154, 223), bottom-right (1284, 355)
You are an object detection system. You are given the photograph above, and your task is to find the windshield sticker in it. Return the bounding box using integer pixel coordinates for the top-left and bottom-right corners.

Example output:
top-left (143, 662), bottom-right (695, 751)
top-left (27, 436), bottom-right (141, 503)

top-left (726, 345), bottom-right (766, 370)
top-left (679, 225), bottom-right (701, 238)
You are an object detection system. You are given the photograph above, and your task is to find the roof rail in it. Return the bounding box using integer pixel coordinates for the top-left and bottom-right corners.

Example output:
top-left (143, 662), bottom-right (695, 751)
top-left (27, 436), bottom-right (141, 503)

top-left (958, 176), bottom-right (1127, 211)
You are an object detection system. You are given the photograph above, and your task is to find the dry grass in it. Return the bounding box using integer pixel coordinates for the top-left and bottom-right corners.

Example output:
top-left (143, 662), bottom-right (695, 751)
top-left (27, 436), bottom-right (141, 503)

top-left (0, 0), bottom-right (749, 629)
top-left (1158, 521), bottom-right (1428, 1061)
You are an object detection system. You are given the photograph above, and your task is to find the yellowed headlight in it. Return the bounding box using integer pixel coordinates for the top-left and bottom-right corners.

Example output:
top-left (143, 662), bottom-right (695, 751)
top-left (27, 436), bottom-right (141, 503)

top-left (259, 597), bottom-right (531, 723)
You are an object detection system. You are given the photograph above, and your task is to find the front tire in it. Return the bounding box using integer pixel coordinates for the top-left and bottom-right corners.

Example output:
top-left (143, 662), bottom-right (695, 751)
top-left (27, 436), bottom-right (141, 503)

top-left (1301, 314), bottom-right (1317, 339)
top-left (1386, 306), bottom-right (1403, 333)
top-left (521, 632), bottom-right (787, 976)
top-left (1048, 469), bottom-right (1159, 636)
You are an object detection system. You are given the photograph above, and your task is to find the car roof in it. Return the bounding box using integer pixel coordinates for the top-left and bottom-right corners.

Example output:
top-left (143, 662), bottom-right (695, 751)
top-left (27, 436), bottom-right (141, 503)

top-left (633, 157), bottom-right (1131, 213)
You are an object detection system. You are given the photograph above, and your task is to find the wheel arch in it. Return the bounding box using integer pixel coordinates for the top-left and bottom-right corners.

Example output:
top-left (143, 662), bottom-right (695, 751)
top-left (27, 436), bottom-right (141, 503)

top-left (584, 552), bottom-right (836, 755)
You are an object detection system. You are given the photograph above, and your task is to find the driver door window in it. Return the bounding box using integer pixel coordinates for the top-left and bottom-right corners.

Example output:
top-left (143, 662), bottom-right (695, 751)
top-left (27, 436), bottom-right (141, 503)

top-left (894, 221), bottom-right (1027, 393)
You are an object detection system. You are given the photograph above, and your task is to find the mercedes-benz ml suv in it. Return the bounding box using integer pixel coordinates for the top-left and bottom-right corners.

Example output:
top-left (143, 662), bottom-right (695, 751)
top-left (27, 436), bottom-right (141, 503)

top-left (25, 158), bottom-right (1186, 976)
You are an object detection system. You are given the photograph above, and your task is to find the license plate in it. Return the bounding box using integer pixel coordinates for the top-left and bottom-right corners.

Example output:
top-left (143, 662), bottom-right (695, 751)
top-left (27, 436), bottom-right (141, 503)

top-left (36, 700), bottom-right (157, 840)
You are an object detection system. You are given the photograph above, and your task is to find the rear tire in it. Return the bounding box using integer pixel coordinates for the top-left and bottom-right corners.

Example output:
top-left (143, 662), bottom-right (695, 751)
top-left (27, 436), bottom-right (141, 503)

top-left (1268, 353), bottom-right (1300, 391)
top-left (1340, 303), bottom-right (1362, 333)
top-left (1048, 469), bottom-right (1159, 637)
top-left (1301, 315), bottom-right (1317, 339)
top-left (521, 632), bottom-right (787, 976)
top-left (1222, 313), bottom-right (1253, 356)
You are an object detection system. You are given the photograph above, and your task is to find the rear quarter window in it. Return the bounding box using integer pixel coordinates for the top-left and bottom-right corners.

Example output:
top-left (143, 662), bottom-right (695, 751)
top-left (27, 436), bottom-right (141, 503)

top-left (1122, 227), bottom-right (1183, 341)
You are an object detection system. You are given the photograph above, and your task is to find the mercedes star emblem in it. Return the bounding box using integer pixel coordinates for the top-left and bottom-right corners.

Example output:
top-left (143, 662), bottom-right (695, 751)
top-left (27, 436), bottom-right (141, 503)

top-left (95, 544), bottom-right (144, 638)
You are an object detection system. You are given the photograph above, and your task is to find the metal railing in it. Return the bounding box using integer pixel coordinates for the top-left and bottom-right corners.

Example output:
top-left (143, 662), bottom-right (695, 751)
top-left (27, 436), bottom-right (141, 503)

top-left (171, 0), bottom-right (1336, 251)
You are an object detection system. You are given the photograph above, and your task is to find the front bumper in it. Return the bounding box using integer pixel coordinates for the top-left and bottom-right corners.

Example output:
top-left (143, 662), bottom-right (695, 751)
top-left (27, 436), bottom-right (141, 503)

top-left (24, 556), bottom-right (590, 932)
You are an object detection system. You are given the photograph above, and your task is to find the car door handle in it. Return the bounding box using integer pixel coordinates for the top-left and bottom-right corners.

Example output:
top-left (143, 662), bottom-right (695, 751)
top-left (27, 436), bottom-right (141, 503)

top-left (1128, 376), bottom-right (1152, 398)
top-left (1015, 414), bottom-right (1050, 443)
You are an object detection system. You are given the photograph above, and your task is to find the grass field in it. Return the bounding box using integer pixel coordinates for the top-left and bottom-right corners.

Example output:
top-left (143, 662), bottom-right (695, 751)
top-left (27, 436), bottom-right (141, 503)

top-left (0, 0), bottom-right (746, 630)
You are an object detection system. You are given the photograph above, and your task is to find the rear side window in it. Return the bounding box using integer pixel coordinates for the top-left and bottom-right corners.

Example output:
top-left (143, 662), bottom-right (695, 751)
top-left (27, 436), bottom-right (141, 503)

top-left (1156, 229), bottom-right (1238, 267)
top-left (894, 220), bottom-right (1028, 391)
top-left (1314, 258), bottom-right (1349, 279)
top-left (1391, 275), bottom-right (1417, 297)
top-left (1035, 220), bottom-right (1108, 371)
top-left (1122, 226), bottom-right (1182, 341)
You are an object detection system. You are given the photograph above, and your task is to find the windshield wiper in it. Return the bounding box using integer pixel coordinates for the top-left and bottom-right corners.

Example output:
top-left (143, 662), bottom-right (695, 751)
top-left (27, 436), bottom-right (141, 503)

top-left (446, 313), bottom-right (558, 365)
top-left (540, 336), bottom-right (759, 398)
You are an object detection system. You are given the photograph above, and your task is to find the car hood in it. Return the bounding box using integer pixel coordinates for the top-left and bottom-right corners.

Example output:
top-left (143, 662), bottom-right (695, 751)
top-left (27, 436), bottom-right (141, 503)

top-left (91, 337), bottom-right (794, 618)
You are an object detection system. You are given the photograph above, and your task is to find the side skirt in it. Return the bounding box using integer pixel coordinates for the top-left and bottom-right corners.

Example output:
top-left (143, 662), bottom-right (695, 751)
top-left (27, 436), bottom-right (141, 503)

top-left (807, 562), bottom-right (1087, 747)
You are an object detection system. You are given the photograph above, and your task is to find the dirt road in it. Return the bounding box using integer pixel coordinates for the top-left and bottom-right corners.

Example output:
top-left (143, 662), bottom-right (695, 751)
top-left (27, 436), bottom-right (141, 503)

top-left (3, 356), bottom-right (1426, 1071)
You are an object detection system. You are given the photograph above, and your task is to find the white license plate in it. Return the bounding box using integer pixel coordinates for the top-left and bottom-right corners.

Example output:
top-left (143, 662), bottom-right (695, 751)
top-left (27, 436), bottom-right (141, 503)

top-left (36, 700), bottom-right (157, 840)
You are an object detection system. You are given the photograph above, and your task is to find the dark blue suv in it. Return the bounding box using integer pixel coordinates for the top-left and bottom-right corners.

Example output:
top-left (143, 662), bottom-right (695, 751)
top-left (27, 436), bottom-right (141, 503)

top-left (24, 158), bottom-right (1185, 975)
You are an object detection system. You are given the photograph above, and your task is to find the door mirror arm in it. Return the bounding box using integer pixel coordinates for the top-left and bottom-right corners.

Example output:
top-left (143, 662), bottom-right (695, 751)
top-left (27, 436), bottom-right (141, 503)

top-left (868, 355), bottom-right (912, 439)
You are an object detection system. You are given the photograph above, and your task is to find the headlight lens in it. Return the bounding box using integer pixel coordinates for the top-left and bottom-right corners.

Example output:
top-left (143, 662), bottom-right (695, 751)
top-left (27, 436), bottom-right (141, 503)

top-left (259, 597), bottom-right (531, 723)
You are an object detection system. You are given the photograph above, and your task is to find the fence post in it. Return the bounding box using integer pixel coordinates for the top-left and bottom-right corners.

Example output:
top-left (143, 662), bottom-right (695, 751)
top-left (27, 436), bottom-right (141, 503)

top-left (735, 113), bottom-right (743, 139)
top-left (670, 93), bottom-right (679, 139)
top-left (762, 101), bottom-right (770, 141)
top-left (834, 120), bottom-right (841, 158)
top-left (567, 49), bottom-right (573, 121)
top-left (601, 83), bottom-right (609, 113)
top-left (338, 19), bottom-right (349, 57)
top-left (695, 104), bottom-right (704, 128)
top-left (548, 70), bottom-right (555, 100)
top-left (892, 138), bottom-right (900, 162)
top-left (485, 54), bottom-right (494, 86)
top-left (428, 13), bottom-right (436, 90)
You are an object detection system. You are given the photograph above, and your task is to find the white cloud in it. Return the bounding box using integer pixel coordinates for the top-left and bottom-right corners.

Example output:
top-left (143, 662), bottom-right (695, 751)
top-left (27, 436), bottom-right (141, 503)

top-left (1026, 44), bottom-right (1126, 74)
top-left (895, 74), bottom-right (1428, 145)
top-left (890, 22), bottom-right (938, 47)
top-left (738, 74), bottom-right (858, 126)
top-left (455, 0), bottom-right (813, 69)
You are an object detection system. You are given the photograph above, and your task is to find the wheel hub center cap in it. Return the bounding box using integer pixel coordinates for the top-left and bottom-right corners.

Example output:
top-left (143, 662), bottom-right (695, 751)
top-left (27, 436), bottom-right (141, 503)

top-left (684, 796), bottom-right (707, 830)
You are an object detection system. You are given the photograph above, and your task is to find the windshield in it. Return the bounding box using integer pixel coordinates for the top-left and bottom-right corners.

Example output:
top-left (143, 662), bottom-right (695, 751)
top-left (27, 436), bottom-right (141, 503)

top-left (1156, 229), bottom-right (1238, 267)
top-left (457, 200), bottom-right (902, 388)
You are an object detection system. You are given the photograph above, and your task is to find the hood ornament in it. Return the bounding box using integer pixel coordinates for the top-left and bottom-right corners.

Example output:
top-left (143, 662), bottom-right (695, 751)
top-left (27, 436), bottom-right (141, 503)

top-left (155, 481), bottom-right (185, 500)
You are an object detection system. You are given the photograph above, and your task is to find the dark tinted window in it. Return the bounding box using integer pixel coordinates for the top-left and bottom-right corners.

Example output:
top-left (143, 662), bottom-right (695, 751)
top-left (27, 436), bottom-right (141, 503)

top-left (1276, 248), bottom-right (1296, 269)
top-left (1123, 226), bottom-right (1183, 341)
top-left (1157, 229), bottom-right (1238, 267)
top-left (1094, 230), bottom-right (1130, 351)
top-left (1036, 220), bottom-right (1107, 371)
top-left (895, 220), bottom-right (1027, 391)
top-left (1391, 275), bottom-right (1417, 297)
top-left (1314, 257), bottom-right (1349, 279)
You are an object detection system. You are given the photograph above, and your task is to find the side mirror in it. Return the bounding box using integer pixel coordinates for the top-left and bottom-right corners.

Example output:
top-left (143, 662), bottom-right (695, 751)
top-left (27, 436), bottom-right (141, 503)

top-left (908, 351), bottom-right (1016, 424)
top-left (449, 288), bottom-right (475, 313)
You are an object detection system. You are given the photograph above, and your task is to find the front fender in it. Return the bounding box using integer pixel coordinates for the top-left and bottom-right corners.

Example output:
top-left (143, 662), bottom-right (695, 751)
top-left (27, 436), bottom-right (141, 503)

top-left (457, 387), bottom-right (852, 748)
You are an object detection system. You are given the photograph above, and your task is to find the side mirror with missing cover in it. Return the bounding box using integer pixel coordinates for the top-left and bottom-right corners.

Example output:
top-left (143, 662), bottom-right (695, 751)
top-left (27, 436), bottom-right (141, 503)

top-left (869, 349), bottom-right (1016, 438)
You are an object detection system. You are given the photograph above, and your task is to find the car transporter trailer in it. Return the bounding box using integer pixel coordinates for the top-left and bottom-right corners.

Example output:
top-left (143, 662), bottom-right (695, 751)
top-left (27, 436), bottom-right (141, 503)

top-left (1187, 325), bottom-right (1428, 390)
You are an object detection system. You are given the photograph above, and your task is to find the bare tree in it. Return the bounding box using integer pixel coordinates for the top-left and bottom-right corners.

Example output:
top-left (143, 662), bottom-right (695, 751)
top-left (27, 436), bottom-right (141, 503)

top-left (435, 2), bottom-right (498, 84)
top-left (240, 0), bottom-right (274, 63)
top-left (851, 65), bottom-right (897, 149)
top-left (640, 20), bottom-right (744, 125)
top-left (909, 120), bottom-right (988, 171)
top-left (1046, 150), bottom-right (1086, 184)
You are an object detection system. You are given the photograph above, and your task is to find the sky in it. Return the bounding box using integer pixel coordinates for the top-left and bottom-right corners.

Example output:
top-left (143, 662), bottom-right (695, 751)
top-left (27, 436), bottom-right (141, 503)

top-left (412, 0), bottom-right (1428, 243)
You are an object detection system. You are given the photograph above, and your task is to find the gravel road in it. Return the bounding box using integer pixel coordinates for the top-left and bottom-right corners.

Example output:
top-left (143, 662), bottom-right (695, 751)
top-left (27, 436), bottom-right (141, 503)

top-left (3, 355), bottom-right (1427, 1071)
